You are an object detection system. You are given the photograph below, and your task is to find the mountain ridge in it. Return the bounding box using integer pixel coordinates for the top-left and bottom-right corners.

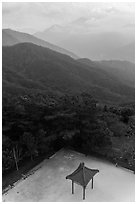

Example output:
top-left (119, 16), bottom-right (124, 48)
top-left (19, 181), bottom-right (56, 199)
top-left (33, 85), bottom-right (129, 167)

top-left (77, 58), bottom-right (135, 88)
top-left (34, 26), bottom-right (134, 62)
top-left (2, 28), bottom-right (78, 59)
top-left (3, 42), bottom-right (134, 104)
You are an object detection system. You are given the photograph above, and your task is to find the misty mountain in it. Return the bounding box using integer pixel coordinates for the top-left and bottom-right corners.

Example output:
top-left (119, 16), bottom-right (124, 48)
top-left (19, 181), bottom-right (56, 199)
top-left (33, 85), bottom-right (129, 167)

top-left (109, 42), bottom-right (135, 63)
top-left (59, 32), bottom-right (135, 63)
top-left (2, 31), bottom-right (19, 46)
top-left (3, 43), bottom-right (134, 104)
top-left (34, 25), bottom-right (68, 44)
top-left (2, 29), bottom-right (78, 59)
top-left (78, 58), bottom-right (135, 88)
top-left (35, 26), bottom-right (134, 62)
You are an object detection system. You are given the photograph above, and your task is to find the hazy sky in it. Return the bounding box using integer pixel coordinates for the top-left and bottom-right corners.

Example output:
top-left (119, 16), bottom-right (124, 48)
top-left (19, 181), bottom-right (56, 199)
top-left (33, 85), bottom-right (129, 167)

top-left (2, 2), bottom-right (135, 35)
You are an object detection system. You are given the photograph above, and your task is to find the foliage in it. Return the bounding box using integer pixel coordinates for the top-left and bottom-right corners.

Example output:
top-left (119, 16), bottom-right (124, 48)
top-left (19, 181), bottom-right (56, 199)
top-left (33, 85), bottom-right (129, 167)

top-left (2, 92), bottom-right (135, 174)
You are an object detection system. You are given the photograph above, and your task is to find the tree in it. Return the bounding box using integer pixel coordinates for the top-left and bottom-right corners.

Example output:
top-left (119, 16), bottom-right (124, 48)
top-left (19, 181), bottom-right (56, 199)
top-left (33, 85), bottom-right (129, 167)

top-left (120, 142), bottom-right (135, 170)
top-left (2, 136), bottom-right (14, 173)
top-left (21, 132), bottom-right (37, 161)
top-left (125, 116), bottom-right (135, 138)
top-left (81, 120), bottom-right (112, 155)
top-left (36, 129), bottom-right (49, 154)
top-left (103, 105), bottom-right (108, 112)
top-left (120, 107), bottom-right (134, 123)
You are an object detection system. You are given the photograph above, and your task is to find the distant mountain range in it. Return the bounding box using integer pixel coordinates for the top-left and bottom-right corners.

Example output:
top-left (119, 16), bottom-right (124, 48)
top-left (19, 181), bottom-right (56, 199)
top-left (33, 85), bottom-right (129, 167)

top-left (3, 28), bottom-right (135, 63)
top-left (3, 42), bottom-right (134, 104)
top-left (77, 58), bottom-right (135, 88)
top-left (35, 26), bottom-right (135, 63)
top-left (2, 29), bottom-right (78, 59)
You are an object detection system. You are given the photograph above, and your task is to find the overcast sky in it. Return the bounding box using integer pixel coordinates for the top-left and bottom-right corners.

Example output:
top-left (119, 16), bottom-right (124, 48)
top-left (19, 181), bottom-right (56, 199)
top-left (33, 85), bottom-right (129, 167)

top-left (2, 2), bottom-right (135, 35)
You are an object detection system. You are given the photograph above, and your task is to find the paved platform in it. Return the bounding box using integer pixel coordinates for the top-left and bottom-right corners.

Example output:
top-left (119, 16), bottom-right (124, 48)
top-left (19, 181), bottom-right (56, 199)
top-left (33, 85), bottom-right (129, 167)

top-left (2, 149), bottom-right (135, 202)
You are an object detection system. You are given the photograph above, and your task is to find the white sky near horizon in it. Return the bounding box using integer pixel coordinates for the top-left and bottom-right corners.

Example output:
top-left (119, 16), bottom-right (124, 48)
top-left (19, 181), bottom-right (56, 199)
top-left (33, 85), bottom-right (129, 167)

top-left (2, 2), bottom-right (135, 35)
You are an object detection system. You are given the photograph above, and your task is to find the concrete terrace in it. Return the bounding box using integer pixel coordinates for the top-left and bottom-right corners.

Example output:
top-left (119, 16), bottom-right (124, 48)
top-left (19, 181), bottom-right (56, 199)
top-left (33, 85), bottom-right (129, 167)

top-left (2, 149), bottom-right (135, 202)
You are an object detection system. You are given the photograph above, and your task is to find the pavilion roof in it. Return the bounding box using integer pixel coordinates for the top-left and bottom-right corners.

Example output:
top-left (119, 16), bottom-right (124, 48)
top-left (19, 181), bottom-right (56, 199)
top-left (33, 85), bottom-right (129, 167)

top-left (66, 162), bottom-right (99, 187)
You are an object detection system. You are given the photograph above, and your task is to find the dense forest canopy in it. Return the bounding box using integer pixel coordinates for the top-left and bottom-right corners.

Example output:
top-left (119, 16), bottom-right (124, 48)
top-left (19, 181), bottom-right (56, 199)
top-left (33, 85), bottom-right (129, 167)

top-left (2, 91), bottom-right (135, 174)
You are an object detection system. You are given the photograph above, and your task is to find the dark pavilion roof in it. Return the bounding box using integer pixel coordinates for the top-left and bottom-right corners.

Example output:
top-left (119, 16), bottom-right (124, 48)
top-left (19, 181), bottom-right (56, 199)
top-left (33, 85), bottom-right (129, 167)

top-left (66, 162), bottom-right (99, 187)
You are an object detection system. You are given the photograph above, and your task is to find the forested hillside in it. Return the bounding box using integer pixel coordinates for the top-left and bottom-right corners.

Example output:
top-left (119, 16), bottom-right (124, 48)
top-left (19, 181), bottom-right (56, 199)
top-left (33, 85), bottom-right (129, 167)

top-left (2, 43), bottom-right (135, 188)
top-left (3, 92), bottom-right (135, 176)
top-left (3, 43), bottom-right (134, 104)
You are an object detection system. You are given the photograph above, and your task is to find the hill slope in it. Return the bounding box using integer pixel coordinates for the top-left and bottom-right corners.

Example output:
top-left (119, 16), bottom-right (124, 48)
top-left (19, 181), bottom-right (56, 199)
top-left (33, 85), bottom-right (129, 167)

top-left (77, 58), bottom-right (135, 88)
top-left (2, 43), bottom-right (134, 104)
top-left (2, 29), bottom-right (78, 59)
